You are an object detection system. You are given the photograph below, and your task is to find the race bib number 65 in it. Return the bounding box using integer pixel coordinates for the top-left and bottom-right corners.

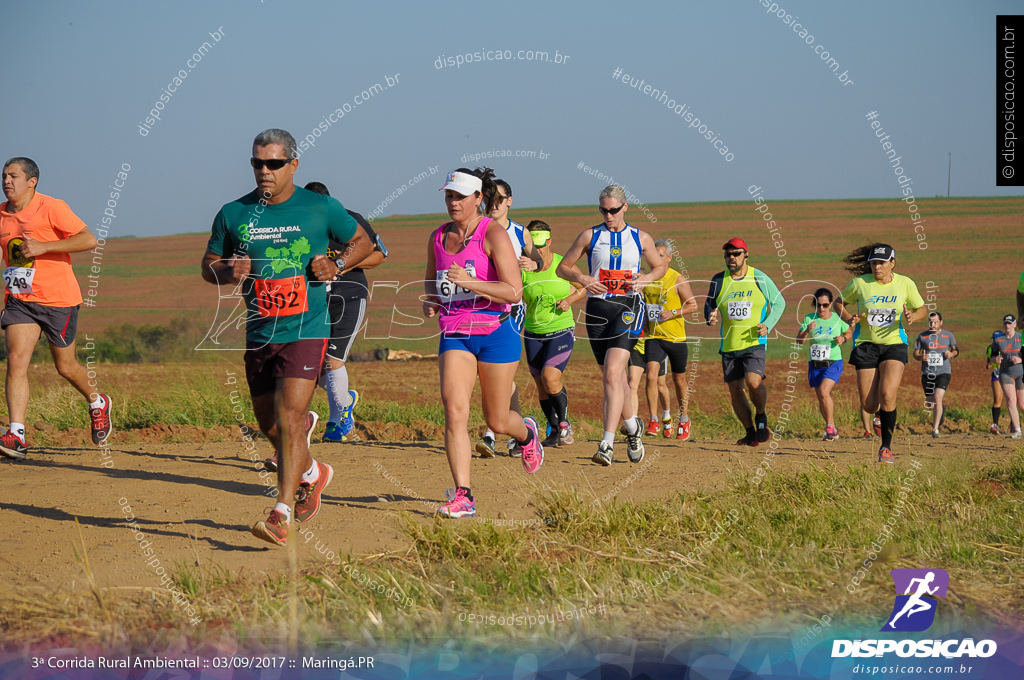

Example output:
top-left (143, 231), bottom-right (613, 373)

top-left (254, 276), bottom-right (308, 318)
top-left (3, 266), bottom-right (35, 295)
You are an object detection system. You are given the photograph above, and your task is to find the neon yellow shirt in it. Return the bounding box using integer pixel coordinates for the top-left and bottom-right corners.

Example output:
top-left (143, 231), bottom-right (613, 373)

top-left (841, 272), bottom-right (924, 346)
top-left (644, 268), bottom-right (687, 342)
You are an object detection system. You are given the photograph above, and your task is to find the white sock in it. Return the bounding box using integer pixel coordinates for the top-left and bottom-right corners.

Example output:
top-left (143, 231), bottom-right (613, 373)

top-left (89, 395), bottom-right (105, 410)
top-left (301, 460), bottom-right (320, 484)
top-left (325, 365), bottom-right (349, 423)
top-left (662, 410), bottom-right (671, 421)
top-left (679, 415), bottom-right (690, 424)
top-left (274, 502), bottom-right (292, 523)
top-left (623, 417), bottom-right (639, 435)
top-left (9, 422), bottom-right (25, 440)
top-left (602, 431), bottom-right (615, 446)
top-left (484, 429), bottom-right (495, 440)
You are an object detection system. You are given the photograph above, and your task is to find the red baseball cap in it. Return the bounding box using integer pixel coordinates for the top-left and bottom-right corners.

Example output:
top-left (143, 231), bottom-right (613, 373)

top-left (722, 237), bottom-right (748, 252)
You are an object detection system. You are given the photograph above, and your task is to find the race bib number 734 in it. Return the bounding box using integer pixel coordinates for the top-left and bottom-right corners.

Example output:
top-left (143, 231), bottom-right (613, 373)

top-left (254, 276), bottom-right (308, 318)
top-left (867, 308), bottom-right (897, 327)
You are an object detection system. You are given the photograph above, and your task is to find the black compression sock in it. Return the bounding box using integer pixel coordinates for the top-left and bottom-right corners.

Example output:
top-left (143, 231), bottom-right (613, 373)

top-left (879, 408), bottom-right (897, 449)
top-left (550, 388), bottom-right (569, 424)
top-left (539, 398), bottom-right (557, 429)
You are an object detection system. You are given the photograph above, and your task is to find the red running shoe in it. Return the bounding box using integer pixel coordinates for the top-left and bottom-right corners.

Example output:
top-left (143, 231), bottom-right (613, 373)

top-left (0, 431), bottom-right (27, 460)
top-left (90, 394), bottom-right (113, 444)
top-left (294, 461), bottom-right (334, 522)
top-left (252, 508), bottom-right (288, 546)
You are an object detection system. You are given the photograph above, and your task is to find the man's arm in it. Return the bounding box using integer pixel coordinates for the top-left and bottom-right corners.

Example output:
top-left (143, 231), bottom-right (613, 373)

top-left (20, 229), bottom-right (98, 257)
top-left (201, 247), bottom-right (250, 285)
top-left (758, 271), bottom-right (786, 331)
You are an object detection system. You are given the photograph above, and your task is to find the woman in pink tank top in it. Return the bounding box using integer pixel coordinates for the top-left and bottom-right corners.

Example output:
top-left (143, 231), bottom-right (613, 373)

top-left (423, 167), bottom-right (545, 519)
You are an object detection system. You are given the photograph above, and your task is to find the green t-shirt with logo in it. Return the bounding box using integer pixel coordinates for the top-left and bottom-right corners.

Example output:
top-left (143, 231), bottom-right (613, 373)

top-left (207, 187), bottom-right (358, 344)
top-left (522, 254), bottom-right (576, 334)
top-left (800, 312), bottom-right (849, 362)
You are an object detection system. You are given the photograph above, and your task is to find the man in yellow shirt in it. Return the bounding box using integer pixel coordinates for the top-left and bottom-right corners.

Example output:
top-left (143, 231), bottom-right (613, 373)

top-left (644, 239), bottom-right (698, 440)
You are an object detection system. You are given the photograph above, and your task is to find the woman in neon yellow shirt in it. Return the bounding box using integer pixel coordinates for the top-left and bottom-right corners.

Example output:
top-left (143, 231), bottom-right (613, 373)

top-left (836, 243), bottom-right (927, 463)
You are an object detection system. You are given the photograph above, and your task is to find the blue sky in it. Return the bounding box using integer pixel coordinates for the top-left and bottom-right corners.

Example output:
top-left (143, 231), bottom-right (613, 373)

top-left (1, 0), bottom-right (1018, 236)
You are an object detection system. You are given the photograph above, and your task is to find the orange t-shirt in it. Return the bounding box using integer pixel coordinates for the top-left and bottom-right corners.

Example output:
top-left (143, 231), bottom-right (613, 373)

top-left (0, 192), bottom-right (88, 307)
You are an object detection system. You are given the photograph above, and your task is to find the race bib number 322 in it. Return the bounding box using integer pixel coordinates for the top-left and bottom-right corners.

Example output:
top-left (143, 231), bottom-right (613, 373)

top-left (254, 276), bottom-right (308, 318)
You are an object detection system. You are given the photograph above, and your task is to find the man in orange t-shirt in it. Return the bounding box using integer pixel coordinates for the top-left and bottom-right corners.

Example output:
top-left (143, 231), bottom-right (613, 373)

top-left (0, 157), bottom-right (112, 460)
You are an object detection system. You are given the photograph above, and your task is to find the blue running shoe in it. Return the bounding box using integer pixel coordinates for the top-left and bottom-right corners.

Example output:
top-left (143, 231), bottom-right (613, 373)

top-left (322, 421), bottom-right (344, 442)
top-left (338, 389), bottom-right (359, 438)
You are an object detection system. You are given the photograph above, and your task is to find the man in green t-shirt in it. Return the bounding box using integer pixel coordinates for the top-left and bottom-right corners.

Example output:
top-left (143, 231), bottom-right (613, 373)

top-left (201, 129), bottom-right (372, 547)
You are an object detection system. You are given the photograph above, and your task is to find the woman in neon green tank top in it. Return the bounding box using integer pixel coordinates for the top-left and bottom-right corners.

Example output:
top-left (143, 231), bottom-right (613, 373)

top-left (521, 220), bottom-right (587, 446)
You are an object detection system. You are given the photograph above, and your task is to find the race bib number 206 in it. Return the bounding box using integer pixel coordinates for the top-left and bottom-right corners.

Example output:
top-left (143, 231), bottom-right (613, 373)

top-left (727, 300), bottom-right (752, 320)
top-left (254, 276), bottom-right (308, 318)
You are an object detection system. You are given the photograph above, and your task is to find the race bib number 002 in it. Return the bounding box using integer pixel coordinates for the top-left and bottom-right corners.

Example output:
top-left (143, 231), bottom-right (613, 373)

top-left (810, 343), bottom-right (830, 361)
top-left (867, 308), bottom-right (897, 327)
top-left (254, 276), bottom-right (308, 318)
top-left (3, 266), bottom-right (35, 295)
top-left (436, 263), bottom-right (477, 302)
top-left (727, 300), bottom-right (753, 320)
top-left (598, 269), bottom-right (633, 296)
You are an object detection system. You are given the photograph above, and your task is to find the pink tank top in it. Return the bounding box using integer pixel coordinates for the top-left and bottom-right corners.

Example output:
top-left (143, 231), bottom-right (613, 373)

top-left (432, 217), bottom-right (509, 329)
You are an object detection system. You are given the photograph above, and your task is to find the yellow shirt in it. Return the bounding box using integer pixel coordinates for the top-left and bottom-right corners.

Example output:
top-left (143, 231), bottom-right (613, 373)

top-left (841, 272), bottom-right (924, 346)
top-left (644, 268), bottom-right (687, 341)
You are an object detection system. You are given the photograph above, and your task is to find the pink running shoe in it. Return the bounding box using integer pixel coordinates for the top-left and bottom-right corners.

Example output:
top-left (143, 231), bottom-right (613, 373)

top-left (519, 416), bottom-right (544, 474)
top-left (437, 488), bottom-right (476, 518)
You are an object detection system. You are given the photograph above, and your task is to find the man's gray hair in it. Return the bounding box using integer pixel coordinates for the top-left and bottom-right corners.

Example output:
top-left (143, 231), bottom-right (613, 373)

top-left (252, 129), bottom-right (298, 160)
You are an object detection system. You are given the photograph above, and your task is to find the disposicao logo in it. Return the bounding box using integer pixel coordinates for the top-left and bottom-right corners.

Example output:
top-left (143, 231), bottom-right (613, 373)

top-left (882, 568), bottom-right (947, 632)
top-left (832, 568), bottom-right (997, 659)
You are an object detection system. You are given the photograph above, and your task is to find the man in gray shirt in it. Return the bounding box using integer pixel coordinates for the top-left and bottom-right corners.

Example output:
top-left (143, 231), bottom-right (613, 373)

top-left (913, 311), bottom-right (958, 437)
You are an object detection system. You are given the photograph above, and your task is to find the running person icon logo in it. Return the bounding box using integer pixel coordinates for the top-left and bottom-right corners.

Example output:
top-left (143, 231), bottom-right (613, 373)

top-left (881, 568), bottom-right (949, 632)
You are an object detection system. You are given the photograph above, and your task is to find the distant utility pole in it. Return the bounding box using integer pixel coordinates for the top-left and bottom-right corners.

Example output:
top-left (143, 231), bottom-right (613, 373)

top-left (947, 152), bottom-right (951, 198)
